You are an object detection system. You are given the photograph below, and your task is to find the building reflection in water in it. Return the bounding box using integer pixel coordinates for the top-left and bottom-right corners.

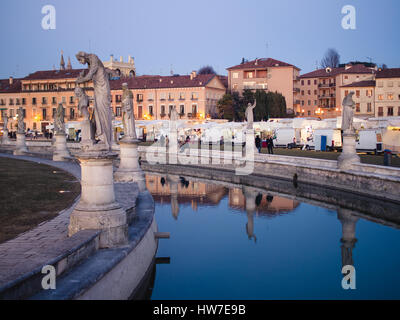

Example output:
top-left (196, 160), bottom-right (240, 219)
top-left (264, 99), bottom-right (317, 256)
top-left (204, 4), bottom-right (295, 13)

top-left (145, 174), bottom-right (300, 241)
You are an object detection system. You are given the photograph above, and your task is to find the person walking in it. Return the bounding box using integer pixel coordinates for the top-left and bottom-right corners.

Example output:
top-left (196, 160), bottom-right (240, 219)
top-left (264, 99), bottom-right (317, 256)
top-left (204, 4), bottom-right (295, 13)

top-left (255, 135), bottom-right (261, 153)
top-left (267, 135), bottom-right (274, 154)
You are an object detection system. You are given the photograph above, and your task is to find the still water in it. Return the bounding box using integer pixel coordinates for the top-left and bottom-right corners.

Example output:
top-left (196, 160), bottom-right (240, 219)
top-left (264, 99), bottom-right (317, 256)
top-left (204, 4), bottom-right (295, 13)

top-left (143, 173), bottom-right (400, 300)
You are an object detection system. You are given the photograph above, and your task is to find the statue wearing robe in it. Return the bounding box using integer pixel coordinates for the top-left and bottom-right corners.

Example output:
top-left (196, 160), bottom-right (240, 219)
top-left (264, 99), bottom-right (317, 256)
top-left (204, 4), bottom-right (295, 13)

top-left (342, 92), bottom-right (356, 134)
top-left (121, 83), bottom-right (137, 139)
top-left (245, 101), bottom-right (256, 130)
top-left (17, 107), bottom-right (24, 134)
top-left (54, 103), bottom-right (65, 134)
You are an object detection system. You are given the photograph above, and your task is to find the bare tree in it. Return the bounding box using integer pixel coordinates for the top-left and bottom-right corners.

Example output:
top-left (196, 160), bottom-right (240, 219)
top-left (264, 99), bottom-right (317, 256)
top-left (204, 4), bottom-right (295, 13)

top-left (198, 65), bottom-right (216, 75)
top-left (320, 48), bottom-right (340, 69)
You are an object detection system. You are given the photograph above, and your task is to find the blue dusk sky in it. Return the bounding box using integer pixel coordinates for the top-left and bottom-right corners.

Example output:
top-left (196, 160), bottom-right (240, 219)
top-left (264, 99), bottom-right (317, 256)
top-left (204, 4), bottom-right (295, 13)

top-left (0, 0), bottom-right (399, 79)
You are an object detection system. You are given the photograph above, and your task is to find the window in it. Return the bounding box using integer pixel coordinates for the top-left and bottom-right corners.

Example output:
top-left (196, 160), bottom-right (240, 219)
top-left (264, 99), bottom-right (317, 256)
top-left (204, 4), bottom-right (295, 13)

top-left (301, 100), bottom-right (304, 106)
top-left (160, 105), bottom-right (166, 116)
top-left (388, 93), bottom-right (394, 100)
top-left (23, 109), bottom-right (26, 118)
top-left (367, 103), bottom-right (372, 113)
top-left (179, 105), bottom-right (185, 114)
top-left (388, 107), bottom-right (394, 116)
top-left (52, 108), bottom-right (56, 117)
top-left (244, 71), bottom-right (253, 79)
top-left (32, 97), bottom-right (37, 105)
top-left (62, 97), bottom-right (66, 103)
top-left (307, 80), bottom-right (311, 85)
top-left (366, 90), bottom-right (372, 97)
top-left (378, 94), bottom-right (384, 100)
top-left (137, 94), bottom-right (143, 102)
top-left (42, 97), bottom-right (47, 104)
top-left (356, 90), bottom-right (360, 98)
top-left (116, 107), bottom-right (121, 116)
top-left (22, 98), bottom-right (26, 105)
top-left (301, 90), bottom-right (304, 96)
top-left (398, 107), bottom-right (400, 116)
top-left (344, 76), bottom-right (348, 80)
top-left (9, 99), bottom-right (14, 105)
top-left (179, 92), bottom-right (185, 100)
top-left (314, 100), bottom-right (317, 105)
top-left (344, 90), bottom-right (349, 96)
top-left (148, 92), bottom-right (154, 101)
top-left (314, 80), bottom-right (317, 85)
top-left (314, 90), bottom-right (317, 95)
top-left (168, 93), bottom-right (174, 100)
top-left (232, 84), bottom-right (238, 90)
top-left (138, 106), bottom-right (143, 119)
top-left (308, 100), bottom-right (311, 106)
top-left (116, 95), bottom-right (122, 103)
top-left (42, 108), bottom-right (47, 119)
top-left (356, 103), bottom-right (360, 112)
top-left (308, 110), bottom-right (311, 116)
top-left (232, 72), bottom-right (239, 79)
top-left (192, 104), bottom-right (197, 115)
top-left (70, 108), bottom-right (75, 120)
top-left (52, 97), bottom-right (57, 105)
top-left (377, 81), bottom-right (383, 87)
top-left (307, 90), bottom-right (311, 95)
top-left (301, 80), bottom-right (304, 85)
top-left (16, 98), bottom-right (20, 105)
top-left (191, 92), bottom-right (198, 100)
top-left (378, 107), bottom-right (384, 116)
top-left (168, 105), bottom-right (174, 115)
top-left (148, 105), bottom-right (153, 116)
top-left (69, 96), bottom-right (74, 104)
top-left (9, 109), bottom-right (14, 117)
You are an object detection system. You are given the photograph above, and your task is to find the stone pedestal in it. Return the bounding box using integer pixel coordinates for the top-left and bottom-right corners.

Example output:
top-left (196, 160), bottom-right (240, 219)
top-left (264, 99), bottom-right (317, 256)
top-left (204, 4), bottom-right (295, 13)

top-left (69, 151), bottom-right (128, 248)
top-left (1, 130), bottom-right (10, 144)
top-left (338, 209), bottom-right (359, 267)
top-left (80, 119), bottom-right (95, 149)
top-left (13, 133), bottom-right (28, 155)
top-left (337, 132), bottom-right (360, 170)
top-left (53, 133), bottom-right (71, 161)
top-left (114, 138), bottom-right (145, 184)
top-left (245, 129), bottom-right (255, 154)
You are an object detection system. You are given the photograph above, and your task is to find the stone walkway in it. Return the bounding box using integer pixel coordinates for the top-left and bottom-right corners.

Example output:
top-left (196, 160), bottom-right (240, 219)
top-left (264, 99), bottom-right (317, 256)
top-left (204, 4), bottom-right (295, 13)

top-left (0, 153), bottom-right (138, 293)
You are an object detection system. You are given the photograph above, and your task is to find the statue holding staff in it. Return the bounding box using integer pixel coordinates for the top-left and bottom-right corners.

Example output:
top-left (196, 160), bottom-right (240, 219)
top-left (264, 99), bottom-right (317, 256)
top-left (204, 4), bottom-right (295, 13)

top-left (54, 103), bottom-right (65, 134)
top-left (245, 100), bottom-right (256, 130)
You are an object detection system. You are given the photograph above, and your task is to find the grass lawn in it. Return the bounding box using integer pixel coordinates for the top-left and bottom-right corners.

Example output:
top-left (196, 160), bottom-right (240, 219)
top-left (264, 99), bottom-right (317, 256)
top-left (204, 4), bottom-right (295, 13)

top-left (0, 158), bottom-right (80, 244)
top-left (139, 141), bottom-right (400, 167)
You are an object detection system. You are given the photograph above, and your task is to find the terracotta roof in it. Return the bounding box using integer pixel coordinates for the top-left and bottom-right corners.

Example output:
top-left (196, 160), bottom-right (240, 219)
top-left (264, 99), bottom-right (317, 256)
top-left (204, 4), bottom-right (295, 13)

top-left (110, 74), bottom-right (217, 90)
top-left (300, 64), bottom-right (376, 78)
top-left (227, 58), bottom-right (299, 71)
top-left (376, 68), bottom-right (400, 78)
top-left (0, 78), bottom-right (22, 93)
top-left (341, 80), bottom-right (376, 88)
top-left (23, 69), bottom-right (85, 80)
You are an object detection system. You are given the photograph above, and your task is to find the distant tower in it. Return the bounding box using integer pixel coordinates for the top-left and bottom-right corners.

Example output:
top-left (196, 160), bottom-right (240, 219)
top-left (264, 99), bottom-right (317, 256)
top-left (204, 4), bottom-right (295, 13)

top-left (67, 56), bottom-right (72, 70)
top-left (60, 50), bottom-right (65, 71)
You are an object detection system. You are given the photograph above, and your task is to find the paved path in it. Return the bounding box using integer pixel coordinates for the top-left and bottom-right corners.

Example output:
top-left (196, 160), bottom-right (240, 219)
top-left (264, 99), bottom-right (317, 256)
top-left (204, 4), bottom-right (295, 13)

top-left (0, 153), bottom-right (138, 291)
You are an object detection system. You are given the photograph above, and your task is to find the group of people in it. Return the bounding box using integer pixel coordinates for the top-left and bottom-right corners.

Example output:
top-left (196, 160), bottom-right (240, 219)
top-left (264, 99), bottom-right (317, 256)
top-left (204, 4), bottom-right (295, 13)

top-left (255, 135), bottom-right (274, 154)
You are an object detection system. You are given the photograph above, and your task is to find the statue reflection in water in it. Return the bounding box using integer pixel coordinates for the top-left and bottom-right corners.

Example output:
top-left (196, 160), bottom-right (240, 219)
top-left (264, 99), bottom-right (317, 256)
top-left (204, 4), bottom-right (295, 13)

top-left (337, 208), bottom-right (359, 268)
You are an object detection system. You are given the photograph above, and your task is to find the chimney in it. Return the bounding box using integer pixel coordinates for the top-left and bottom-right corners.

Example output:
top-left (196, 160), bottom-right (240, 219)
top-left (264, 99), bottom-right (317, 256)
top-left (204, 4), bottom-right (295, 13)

top-left (9, 76), bottom-right (13, 85)
top-left (255, 58), bottom-right (259, 66)
top-left (190, 71), bottom-right (197, 80)
top-left (110, 54), bottom-right (114, 62)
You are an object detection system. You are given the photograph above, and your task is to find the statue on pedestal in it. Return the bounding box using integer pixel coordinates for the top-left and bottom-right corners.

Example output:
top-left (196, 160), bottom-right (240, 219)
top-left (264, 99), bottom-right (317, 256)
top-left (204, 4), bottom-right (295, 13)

top-left (17, 107), bottom-right (24, 134)
top-left (342, 92), bottom-right (355, 134)
top-left (54, 103), bottom-right (65, 134)
top-left (76, 51), bottom-right (112, 150)
top-left (75, 87), bottom-right (96, 142)
top-left (121, 83), bottom-right (137, 140)
top-left (245, 101), bottom-right (256, 130)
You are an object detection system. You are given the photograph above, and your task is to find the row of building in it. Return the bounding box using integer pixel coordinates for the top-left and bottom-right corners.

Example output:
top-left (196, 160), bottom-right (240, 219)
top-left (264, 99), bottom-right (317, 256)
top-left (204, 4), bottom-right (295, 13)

top-left (0, 53), bottom-right (399, 132)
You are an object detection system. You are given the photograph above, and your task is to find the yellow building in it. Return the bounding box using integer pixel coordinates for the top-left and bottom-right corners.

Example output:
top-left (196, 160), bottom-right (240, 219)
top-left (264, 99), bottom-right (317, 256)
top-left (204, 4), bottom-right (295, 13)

top-left (375, 68), bottom-right (400, 117)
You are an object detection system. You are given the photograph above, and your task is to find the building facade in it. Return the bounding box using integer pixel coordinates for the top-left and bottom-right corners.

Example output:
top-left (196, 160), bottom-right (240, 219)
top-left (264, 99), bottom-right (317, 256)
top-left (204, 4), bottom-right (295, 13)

top-left (0, 68), bottom-right (226, 132)
top-left (340, 80), bottom-right (376, 117)
top-left (102, 55), bottom-right (136, 77)
top-left (298, 64), bottom-right (376, 118)
top-left (227, 58), bottom-right (301, 113)
top-left (375, 68), bottom-right (400, 117)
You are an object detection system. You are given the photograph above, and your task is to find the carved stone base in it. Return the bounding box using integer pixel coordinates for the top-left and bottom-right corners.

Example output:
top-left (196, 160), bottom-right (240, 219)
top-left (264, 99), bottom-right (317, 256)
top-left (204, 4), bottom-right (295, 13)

top-left (68, 151), bottom-right (128, 248)
top-left (338, 133), bottom-right (360, 170)
top-left (245, 129), bottom-right (256, 154)
top-left (80, 119), bottom-right (96, 149)
top-left (13, 133), bottom-right (28, 155)
top-left (114, 139), bottom-right (145, 184)
top-left (53, 133), bottom-right (71, 161)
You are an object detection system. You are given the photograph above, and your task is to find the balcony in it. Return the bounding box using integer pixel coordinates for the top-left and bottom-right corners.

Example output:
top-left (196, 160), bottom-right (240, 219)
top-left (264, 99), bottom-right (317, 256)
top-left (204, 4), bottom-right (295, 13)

top-left (293, 88), bottom-right (300, 93)
top-left (318, 83), bottom-right (330, 88)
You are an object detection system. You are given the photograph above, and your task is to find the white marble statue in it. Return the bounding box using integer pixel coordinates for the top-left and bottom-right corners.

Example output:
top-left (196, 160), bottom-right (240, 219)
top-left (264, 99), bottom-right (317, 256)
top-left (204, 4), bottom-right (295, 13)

top-left (17, 107), bottom-right (24, 134)
top-left (76, 51), bottom-right (113, 150)
top-left (342, 92), bottom-right (356, 134)
top-left (121, 83), bottom-right (137, 140)
top-left (75, 87), bottom-right (91, 120)
top-left (170, 105), bottom-right (179, 122)
top-left (54, 103), bottom-right (65, 134)
top-left (245, 101), bottom-right (256, 130)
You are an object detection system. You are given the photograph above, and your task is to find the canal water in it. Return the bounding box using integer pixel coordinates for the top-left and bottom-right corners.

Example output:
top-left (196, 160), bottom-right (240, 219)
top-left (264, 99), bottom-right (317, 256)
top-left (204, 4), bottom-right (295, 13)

top-left (143, 173), bottom-right (400, 300)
